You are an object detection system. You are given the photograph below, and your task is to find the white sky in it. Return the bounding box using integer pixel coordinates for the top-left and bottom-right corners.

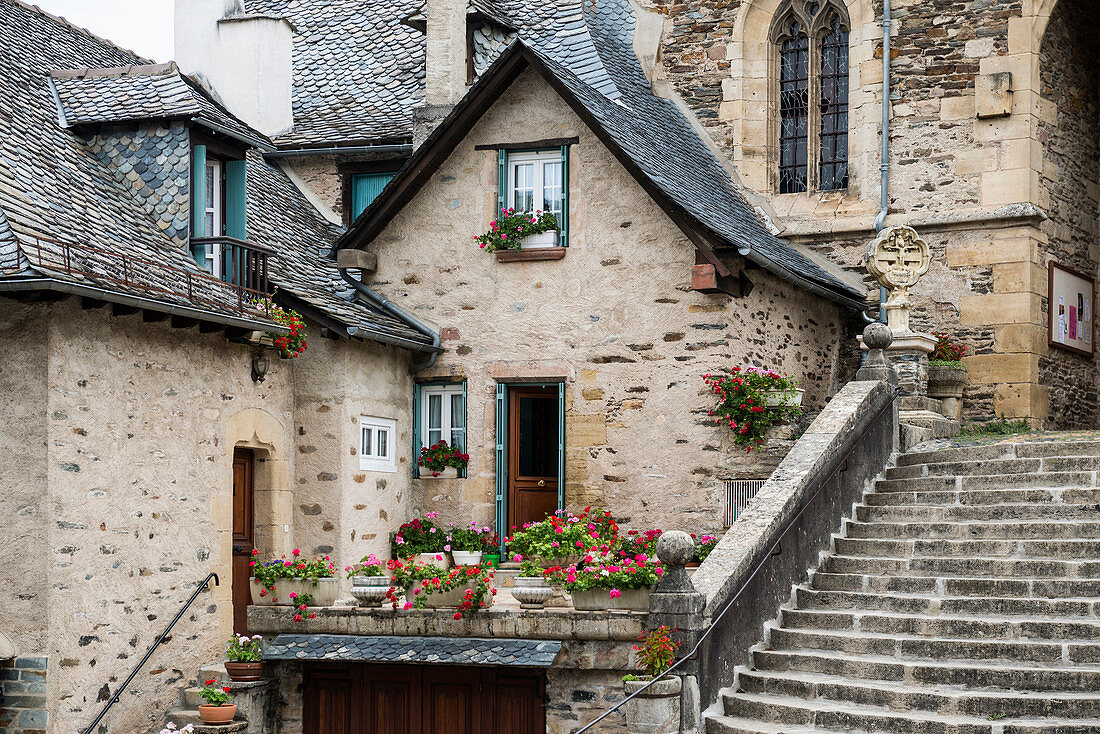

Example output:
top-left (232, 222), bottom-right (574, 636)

top-left (35, 0), bottom-right (174, 62)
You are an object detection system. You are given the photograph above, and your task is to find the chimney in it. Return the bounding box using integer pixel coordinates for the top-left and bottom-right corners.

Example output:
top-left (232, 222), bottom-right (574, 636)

top-left (413, 0), bottom-right (468, 148)
top-left (174, 0), bottom-right (294, 138)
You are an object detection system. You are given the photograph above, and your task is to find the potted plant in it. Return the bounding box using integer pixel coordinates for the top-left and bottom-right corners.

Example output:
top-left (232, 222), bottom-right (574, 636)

top-left (619, 529), bottom-right (662, 559)
top-left (507, 507), bottom-right (617, 568)
top-left (483, 532), bottom-right (501, 567)
top-left (418, 440), bottom-right (469, 478)
top-left (475, 208), bottom-right (559, 252)
top-left (622, 626), bottom-right (682, 734)
top-left (392, 513), bottom-right (451, 567)
top-left (928, 333), bottom-right (968, 420)
top-left (687, 535), bottom-right (719, 568)
top-left (278, 549), bottom-right (339, 606)
top-left (249, 552), bottom-right (290, 605)
top-left (509, 559), bottom-right (554, 609)
top-left (196, 679), bottom-right (236, 725)
top-left (347, 554), bottom-right (390, 608)
top-left (385, 558), bottom-right (496, 619)
top-left (158, 724), bottom-right (194, 734)
top-left (704, 367), bottom-right (804, 452)
top-left (255, 297), bottom-right (308, 359)
top-left (447, 522), bottom-right (492, 566)
top-left (223, 634), bottom-right (264, 682)
top-left (547, 551), bottom-right (662, 612)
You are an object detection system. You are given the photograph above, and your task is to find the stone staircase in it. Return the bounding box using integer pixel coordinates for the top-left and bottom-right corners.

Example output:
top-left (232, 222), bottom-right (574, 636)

top-left (707, 436), bottom-right (1100, 734)
top-left (158, 663), bottom-right (267, 733)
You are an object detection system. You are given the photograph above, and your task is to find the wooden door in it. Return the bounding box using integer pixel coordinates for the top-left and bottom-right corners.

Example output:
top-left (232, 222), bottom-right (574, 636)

top-left (231, 447), bottom-right (255, 634)
top-left (507, 387), bottom-right (560, 531)
top-left (304, 666), bottom-right (354, 734)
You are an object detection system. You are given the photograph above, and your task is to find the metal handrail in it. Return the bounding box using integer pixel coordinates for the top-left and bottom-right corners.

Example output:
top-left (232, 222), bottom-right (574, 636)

top-left (81, 573), bottom-right (220, 734)
top-left (575, 386), bottom-right (900, 733)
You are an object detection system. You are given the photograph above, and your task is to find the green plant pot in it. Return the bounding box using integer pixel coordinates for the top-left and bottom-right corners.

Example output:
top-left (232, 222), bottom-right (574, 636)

top-left (484, 554), bottom-right (501, 568)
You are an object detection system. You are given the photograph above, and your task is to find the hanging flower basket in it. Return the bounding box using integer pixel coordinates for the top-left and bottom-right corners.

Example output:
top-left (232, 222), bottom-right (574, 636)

top-left (254, 297), bottom-right (308, 359)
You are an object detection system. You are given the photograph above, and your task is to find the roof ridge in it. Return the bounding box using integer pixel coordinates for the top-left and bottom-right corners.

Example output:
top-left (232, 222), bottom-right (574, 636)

top-left (7, 0), bottom-right (152, 65)
top-left (50, 61), bottom-right (178, 80)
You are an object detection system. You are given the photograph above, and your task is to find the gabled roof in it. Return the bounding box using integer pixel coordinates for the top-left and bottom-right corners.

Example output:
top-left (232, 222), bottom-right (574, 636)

top-left (336, 0), bottom-right (865, 309)
top-left (51, 62), bottom-right (273, 150)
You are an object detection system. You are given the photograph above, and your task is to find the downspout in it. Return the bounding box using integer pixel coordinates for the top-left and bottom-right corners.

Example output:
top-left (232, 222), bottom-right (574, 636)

top-left (873, 0), bottom-right (893, 323)
top-left (338, 269), bottom-right (441, 373)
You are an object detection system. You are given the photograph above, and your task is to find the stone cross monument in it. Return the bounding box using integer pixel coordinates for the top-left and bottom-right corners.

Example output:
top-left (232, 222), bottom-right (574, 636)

top-left (864, 226), bottom-right (937, 396)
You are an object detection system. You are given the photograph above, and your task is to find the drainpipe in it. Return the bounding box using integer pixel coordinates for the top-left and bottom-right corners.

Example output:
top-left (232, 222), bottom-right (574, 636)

top-left (338, 269), bottom-right (441, 373)
top-left (870, 0), bottom-right (893, 325)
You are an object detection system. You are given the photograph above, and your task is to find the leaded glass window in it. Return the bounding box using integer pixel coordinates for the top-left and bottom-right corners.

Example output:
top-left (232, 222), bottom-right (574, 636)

top-left (819, 13), bottom-right (849, 190)
top-left (779, 22), bottom-right (810, 194)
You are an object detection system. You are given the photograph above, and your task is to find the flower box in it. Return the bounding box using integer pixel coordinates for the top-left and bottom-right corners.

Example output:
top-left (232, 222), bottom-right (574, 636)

top-left (451, 551), bottom-right (483, 566)
top-left (420, 466), bottom-right (459, 479)
top-left (404, 580), bottom-right (492, 609)
top-left (764, 388), bottom-right (804, 408)
top-left (520, 230), bottom-right (559, 249)
top-left (414, 552), bottom-right (452, 569)
top-left (279, 577), bottom-right (339, 607)
top-left (572, 587), bottom-right (651, 612)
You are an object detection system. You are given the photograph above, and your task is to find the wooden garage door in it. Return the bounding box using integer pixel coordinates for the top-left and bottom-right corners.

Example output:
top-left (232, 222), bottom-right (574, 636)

top-left (303, 663), bottom-right (545, 734)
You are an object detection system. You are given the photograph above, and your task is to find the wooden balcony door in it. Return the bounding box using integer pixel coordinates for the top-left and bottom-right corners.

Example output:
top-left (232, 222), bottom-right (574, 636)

top-left (231, 447), bottom-right (255, 634)
top-left (507, 387), bottom-right (561, 532)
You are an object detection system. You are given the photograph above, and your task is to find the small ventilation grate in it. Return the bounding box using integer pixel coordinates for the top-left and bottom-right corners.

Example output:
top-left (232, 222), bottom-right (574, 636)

top-left (723, 479), bottom-right (766, 527)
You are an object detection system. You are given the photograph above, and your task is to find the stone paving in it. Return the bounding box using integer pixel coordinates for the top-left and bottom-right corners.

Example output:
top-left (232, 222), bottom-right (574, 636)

top-left (912, 430), bottom-right (1100, 452)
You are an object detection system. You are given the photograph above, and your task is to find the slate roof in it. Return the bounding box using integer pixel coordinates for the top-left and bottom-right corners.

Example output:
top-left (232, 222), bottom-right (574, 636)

top-left (51, 62), bottom-right (273, 149)
top-left (338, 0), bottom-right (865, 306)
top-left (0, 0), bottom-right (437, 348)
top-left (264, 634), bottom-right (562, 667)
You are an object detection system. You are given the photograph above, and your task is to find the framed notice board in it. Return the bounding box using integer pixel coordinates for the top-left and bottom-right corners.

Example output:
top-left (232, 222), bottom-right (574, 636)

top-left (1049, 262), bottom-right (1095, 356)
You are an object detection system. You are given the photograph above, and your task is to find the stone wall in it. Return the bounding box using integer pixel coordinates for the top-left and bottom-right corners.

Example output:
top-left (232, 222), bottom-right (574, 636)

top-left (0, 657), bottom-right (48, 734)
top-left (359, 67), bottom-right (855, 537)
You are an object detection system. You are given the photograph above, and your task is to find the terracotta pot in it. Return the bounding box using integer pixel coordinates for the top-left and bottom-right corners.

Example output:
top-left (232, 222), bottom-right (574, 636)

top-left (572, 587), bottom-right (651, 612)
top-left (198, 704), bottom-right (237, 725)
top-left (224, 661), bottom-right (264, 682)
top-left (622, 677), bottom-right (681, 734)
top-left (511, 577), bottom-right (554, 608)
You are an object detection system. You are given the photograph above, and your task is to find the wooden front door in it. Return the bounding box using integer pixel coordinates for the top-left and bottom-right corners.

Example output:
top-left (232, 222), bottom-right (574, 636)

top-left (507, 387), bottom-right (560, 531)
top-left (303, 664), bottom-right (545, 734)
top-left (231, 447), bottom-right (255, 634)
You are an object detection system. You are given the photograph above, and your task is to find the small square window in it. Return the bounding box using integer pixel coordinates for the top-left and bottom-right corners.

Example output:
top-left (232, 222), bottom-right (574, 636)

top-left (359, 416), bottom-right (397, 473)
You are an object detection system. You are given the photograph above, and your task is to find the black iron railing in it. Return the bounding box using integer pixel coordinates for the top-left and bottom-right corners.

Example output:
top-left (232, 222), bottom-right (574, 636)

top-left (81, 573), bottom-right (219, 734)
top-left (574, 386), bottom-right (899, 733)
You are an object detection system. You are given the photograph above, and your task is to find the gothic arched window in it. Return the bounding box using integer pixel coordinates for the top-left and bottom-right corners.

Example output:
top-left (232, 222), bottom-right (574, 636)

top-left (773, 1), bottom-right (850, 193)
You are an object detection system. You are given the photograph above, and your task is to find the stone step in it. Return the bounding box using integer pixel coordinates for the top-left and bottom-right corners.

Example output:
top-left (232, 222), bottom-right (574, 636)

top-left (821, 553), bottom-right (1100, 579)
top-left (844, 518), bottom-right (1100, 540)
top-left (734, 669), bottom-right (1100, 720)
top-left (833, 536), bottom-right (1100, 559)
top-left (165, 709), bottom-right (244, 729)
top-left (856, 502), bottom-right (1100, 523)
top-left (752, 648), bottom-right (1100, 692)
top-left (875, 472), bottom-right (1098, 494)
top-left (897, 441), bottom-right (1100, 468)
top-left (810, 570), bottom-right (1100, 599)
top-left (779, 607), bottom-right (1100, 641)
top-left (766, 626), bottom-right (1098, 664)
top-left (888, 456), bottom-right (1100, 479)
top-left (862, 487), bottom-right (1100, 506)
top-left (794, 586), bottom-right (1100, 618)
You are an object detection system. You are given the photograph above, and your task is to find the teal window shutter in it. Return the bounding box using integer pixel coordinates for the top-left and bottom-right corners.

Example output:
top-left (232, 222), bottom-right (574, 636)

top-left (559, 145), bottom-right (569, 247)
top-left (557, 382), bottom-right (566, 510)
top-left (413, 383), bottom-right (423, 479)
top-left (224, 159), bottom-right (247, 284)
top-left (497, 149), bottom-right (508, 216)
top-left (351, 173), bottom-right (396, 220)
top-left (495, 383), bottom-right (507, 553)
top-left (190, 144), bottom-right (207, 265)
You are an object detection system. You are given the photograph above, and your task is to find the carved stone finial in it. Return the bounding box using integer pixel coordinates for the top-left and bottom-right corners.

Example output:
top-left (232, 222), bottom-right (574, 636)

top-left (865, 226), bottom-right (931, 334)
top-left (856, 322), bottom-right (898, 384)
top-left (654, 530), bottom-right (697, 594)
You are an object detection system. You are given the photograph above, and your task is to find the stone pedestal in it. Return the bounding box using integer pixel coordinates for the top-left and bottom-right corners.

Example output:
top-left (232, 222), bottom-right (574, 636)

top-left (885, 331), bottom-right (936, 397)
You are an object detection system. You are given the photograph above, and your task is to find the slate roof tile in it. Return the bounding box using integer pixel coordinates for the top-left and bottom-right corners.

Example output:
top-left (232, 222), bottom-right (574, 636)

top-left (264, 634), bottom-right (562, 667)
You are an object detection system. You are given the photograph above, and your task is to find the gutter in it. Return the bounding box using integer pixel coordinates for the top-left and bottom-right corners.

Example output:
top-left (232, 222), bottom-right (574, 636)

top-left (872, 0), bottom-right (894, 324)
top-left (0, 277), bottom-right (286, 333)
top-left (337, 270), bottom-right (442, 373)
top-left (190, 116), bottom-right (275, 152)
top-left (735, 245), bottom-right (869, 313)
top-left (265, 144), bottom-right (413, 159)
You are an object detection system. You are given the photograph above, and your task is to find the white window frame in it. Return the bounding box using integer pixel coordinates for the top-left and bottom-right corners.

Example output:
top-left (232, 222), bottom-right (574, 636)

top-left (420, 385), bottom-right (466, 454)
top-left (359, 416), bottom-right (397, 473)
top-left (506, 150), bottom-right (563, 218)
top-left (203, 158), bottom-right (224, 276)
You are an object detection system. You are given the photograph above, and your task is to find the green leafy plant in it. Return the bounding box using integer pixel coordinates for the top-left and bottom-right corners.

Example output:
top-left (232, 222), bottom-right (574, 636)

top-left (507, 507), bottom-right (619, 561)
top-left (618, 529), bottom-right (662, 559)
top-left (391, 513), bottom-right (445, 556)
top-left (960, 416), bottom-right (1032, 437)
top-left (631, 626), bottom-right (680, 679)
top-left (385, 558), bottom-right (496, 619)
top-left (704, 367), bottom-right (802, 451)
top-left (446, 522), bottom-right (494, 553)
top-left (544, 551), bottom-right (662, 595)
top-left (475, 208), bottom-right (558, 253)
top-left (345, 553), bottom-right (387, 578)
top-left (693, 534), bottom-right (719, 563)
top-left (931, 332), bottom-right (968, 364)
top-left (225, 634), bottom-right (263, 662)
top-left (516, 559), bottom-right (545, 578)
top-left (198, 679), bottom-right (233, 706)
top-left (418, 440), bottom-right (469, 477)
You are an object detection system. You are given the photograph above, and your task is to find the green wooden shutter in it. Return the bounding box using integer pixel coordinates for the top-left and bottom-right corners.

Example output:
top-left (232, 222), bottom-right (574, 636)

top-left (495, 383), bottom-right (507, 554)
top-left (190, 144), bottom-right (207, 264)
top-left (497, 149), bottom-right (508, 216)
top-left (224, 159), bottom-right (247, 284)
top-left (559, 145), bottom-right (569, 247)
top-left (351, 173), bottom-right (395, 220)
top-left (413, 383), bottom-right (423, 479)
top-left (557, 382), bottom-right (566, 510)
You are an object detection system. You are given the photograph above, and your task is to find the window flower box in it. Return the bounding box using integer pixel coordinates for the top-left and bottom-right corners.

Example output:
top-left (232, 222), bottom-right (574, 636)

top-left (421, 466), bottom-right (459, 479)
top-left (520, 230), bottom-right (559, 249)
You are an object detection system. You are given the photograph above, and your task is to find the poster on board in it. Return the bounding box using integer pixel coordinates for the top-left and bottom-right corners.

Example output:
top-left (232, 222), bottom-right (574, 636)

top-left (1049, 262), bottom-right (1095, 356)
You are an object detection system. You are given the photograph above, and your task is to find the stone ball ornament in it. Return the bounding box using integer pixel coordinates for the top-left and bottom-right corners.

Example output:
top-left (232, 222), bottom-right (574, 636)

top-left (865, 225), bottom-right (931, 298)
top-left (862, 322), bottom-right (894, 351)
top-left (656, 530), bottom-right (696, 567)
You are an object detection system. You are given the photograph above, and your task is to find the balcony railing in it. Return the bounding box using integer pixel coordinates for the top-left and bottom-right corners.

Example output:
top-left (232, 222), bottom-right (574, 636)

top-left (1, 234), bottom-right (274, 319)
top-left (190, 236), bottom-right (275, 296)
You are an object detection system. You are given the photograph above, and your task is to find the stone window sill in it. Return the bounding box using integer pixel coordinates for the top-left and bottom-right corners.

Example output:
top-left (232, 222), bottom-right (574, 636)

top-left (494, 248), bottom-right (566, 263)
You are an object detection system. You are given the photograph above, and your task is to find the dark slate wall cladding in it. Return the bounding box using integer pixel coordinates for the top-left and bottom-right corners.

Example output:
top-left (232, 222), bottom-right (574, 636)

top-left (0, 657), bottom-right (47, 734)
top-left (85, 122), bottom-right (191, 250)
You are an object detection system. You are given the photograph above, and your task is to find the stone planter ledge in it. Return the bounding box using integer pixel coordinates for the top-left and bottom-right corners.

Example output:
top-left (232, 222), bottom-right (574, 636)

top-left (247, 604), bottom-right (646, 642)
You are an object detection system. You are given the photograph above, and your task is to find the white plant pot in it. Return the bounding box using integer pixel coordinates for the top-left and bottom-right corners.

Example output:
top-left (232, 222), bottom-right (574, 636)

top-left (764, 388), bottom-right (804, 408)
top-left (249, 577), bottom-right (278, 605)
top-left (349, 576), bottom-right (391, 608)
top-left (511, 577), bottom-right (554, 608)
top-left (405, 581), bottom-right (493, 609)
top-left (622, 677), bottom-right (682, 734)
top-left (519, 230), bottom-right (559, 249)
top-left (414, 552), bottom-right (452, 569)
top-left (420, 466), bottom-right (459, 479)
top-left (571, 587), bottom-right (651, 612)
top-left (450, 551), bottom-right (483, 566)
top-left (279, 577), bottom-right (339, 607)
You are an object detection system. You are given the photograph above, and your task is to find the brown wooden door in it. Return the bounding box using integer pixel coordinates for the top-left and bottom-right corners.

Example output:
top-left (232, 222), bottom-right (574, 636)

top-left (231, 447), bottom-right (255, 634)
top-left (507, 387), bottom-right (560, 531)
top-left (304, 666), bottom-right (354, 734)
